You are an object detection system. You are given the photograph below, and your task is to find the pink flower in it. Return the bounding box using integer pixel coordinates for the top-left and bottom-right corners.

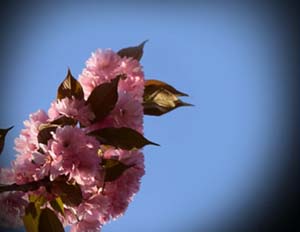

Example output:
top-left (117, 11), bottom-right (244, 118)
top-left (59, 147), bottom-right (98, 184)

top-left (79, 49), bottom-right (122, 98)
top-left (7, 47), bottom-right (148, 232)
top-left (78, 49), bottom-right (145, 102)
top-left (109, 92), bottom-right (144, 133)
top-left (101, 149), bottom-right (145, 220)
top-left (31, 147), bottom-right (52, 181)
top-left (58, 175), bottom-right (109, 230)
top-left (79, 49), bottom-right (145, 134)
top-left (0, 168), bottom-right (15, 184)
top-left (47, 126), bottom-right (101, 185)
top-left (48, 97), bottom-right (95, 126)
top-left (63, 193), bottom-right (109, 232)
top-left (13, 110), bottom-right (49, 184)
top-left (0, 192), bottom-right (27, 228)
top-left (118, 57), bottom-right (145, 102)
top-left (87, 92), bottom-right (143, 133)
top-left (77, 48), bottom-right (146, 224)
top-left (14, 110), bottom-right (48, 155)
top-left (70, 193), bottom-right (109, 232)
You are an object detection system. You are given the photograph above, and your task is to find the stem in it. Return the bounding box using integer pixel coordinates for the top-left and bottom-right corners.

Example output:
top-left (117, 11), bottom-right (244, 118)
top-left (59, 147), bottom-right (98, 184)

top-left (0, 177), bottom-right (51, 193)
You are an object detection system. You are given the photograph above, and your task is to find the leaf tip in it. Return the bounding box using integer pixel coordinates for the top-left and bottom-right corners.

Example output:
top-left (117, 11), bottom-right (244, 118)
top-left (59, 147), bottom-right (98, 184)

top-left (176, 100), bottom-right (195, 107)
top-left (7, 125), bottom-right (14, 132)
top-left (180, 92), bottom-right (189, 97)
top-left (140, 40), bottom-right (149, 48)
top-left (178, 101), bottom-right (194, 107)
top-left (147, 140), bottom-right (160, 147)
top-left (67, 67), bottom-right (72, 75)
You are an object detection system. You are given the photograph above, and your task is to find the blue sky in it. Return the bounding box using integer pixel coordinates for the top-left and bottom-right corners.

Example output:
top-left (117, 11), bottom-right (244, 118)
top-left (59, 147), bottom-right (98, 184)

top-left (0, 2), bottom-right (291, 232)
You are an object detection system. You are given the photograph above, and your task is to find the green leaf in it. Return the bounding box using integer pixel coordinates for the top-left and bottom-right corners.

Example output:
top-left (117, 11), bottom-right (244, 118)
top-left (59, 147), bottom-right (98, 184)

top-left (143, 88), bottom-right (193, 116)
top-left (57, 68), bottom-right (84, 100)
top-left (88, 127), bottom-right (159, 150)
top-left (0, 126), bottom-right (13, 155)
top-left (144, 79), bottom-right (188, 97)
top-left (25, 202), bottom-right (39, 219)
top-left (117, 40), bottom-right (148, 61)
top-left (102, 159), bottom-right (133, 182)
top-left (37, 124), bottom-right (58, 145)
top-left (51, 115), bottom-right (78, 127)
top-left (50, 197), bottom-right (65, 216)
top-left (23, 195), bottom-right (47, 232)
top-left (28, 194), bottom-right (46, 207)
top-left (38, 208), bottom-right (64, 232)
top-left (51, 177), bottom-right (82, 207)
top-left (23, 203), bottom-right (40, 232)
top-left (87, 75), bottom-right (121, 122)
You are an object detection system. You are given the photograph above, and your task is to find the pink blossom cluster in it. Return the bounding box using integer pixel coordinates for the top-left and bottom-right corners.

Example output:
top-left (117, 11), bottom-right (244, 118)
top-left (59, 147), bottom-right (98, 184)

top-left (0, 49), bottom-right (145, 231)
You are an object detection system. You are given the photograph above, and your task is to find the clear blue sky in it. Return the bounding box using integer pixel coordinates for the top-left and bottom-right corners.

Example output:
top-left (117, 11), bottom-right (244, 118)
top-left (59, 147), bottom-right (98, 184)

top-left (0, 2), bottom-right (291, 232)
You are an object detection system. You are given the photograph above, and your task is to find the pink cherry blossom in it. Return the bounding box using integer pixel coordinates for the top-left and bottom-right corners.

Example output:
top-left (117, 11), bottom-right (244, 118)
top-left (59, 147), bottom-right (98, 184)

top-left (13, 110), bottom-right (49, 184)
top-left (79, 48), bottom-right (145, 134)
top-left (70, 192), bottom-right (111, 232)
top-left (78, 49), bottom-right (145, 102)
top-left (69, 48), bottom-right (146, 228)
top-left (101, 149), bottom-right (145, 220)
top-left (118, 57), bottom-right (145, 102)
top-left (109, 92), bottom-right (144, 133)
top-left (31, 147), bottom-right (52, 181)
top-left (1, 46), bottom-right (148, 232)
top-left (87, 92), bottom-right (143, 133)
top-left (14, 109), bottom-right (48, 155)
top-left (47, 126), bottom-right (101, 185)
top-left (48, 97), bottom-right (95, 126)
top-left (79, 49), bottom-right (122, 98)
top-left (0, 167), bottom-right (15, 184)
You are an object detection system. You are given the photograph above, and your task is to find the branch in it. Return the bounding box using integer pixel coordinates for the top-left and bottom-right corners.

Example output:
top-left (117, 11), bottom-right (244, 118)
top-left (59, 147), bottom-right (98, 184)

top-left (0, 177), bottom-right (50, 193)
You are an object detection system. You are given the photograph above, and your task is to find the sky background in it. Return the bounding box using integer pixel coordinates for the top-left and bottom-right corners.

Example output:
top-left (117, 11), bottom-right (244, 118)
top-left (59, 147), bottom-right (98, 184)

top-left (0, 2), bottom-right (295, 232)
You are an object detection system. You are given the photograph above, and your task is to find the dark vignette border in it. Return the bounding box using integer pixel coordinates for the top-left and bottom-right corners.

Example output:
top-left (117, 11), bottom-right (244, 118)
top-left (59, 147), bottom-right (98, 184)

top-left (0, 1), bottom-right (299, 232)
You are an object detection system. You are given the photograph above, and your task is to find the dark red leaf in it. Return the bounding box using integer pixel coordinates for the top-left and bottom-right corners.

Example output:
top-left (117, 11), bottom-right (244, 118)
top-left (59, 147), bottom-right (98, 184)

top-left (102, 159), bottom-right (133, 182)
top-left (51, 115), bottom-right (78, 127)
top-left (88, 127), bottom-right (159, 150)
top-left (144, 79), bottom-right (188, 97)
top-left (0, 126), bottom-right (13, 155)
top-left (51, 177), bottom-right (82, 207)
top-left (57, 68), bottom-right (84, 100)
top-left (117, 40), bottom-right (148, 61)
top-left (87, 75), bottom-right (121, 122)
top-left (38, 208), bottom-right (64, 232)
top-left (37, 124), bottom-right (57, 145)
top-left (143, 88), bottom-right (193, 116)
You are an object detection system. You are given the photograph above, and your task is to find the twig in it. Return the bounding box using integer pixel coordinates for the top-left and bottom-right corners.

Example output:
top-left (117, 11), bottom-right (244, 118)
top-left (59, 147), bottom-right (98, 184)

top-left (0, 177), bottom-right (51, 193)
